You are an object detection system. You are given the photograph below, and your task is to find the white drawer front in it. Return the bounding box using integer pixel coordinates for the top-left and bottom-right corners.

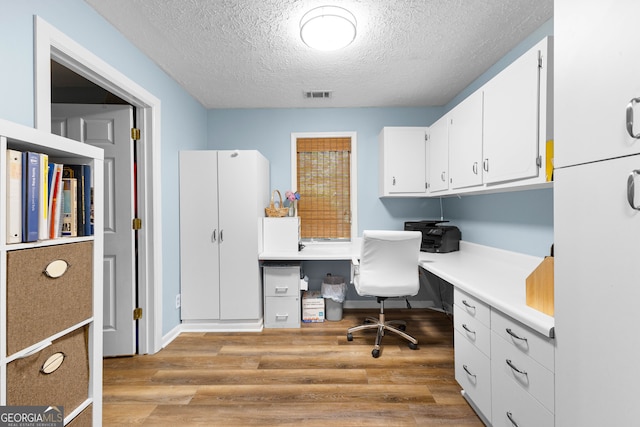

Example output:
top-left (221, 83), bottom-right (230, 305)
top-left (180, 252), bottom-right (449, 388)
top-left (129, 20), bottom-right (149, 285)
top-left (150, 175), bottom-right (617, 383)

top-left (491, 309), bottom-right (554, 371)
top-left (264, 266), bottom-right (300, 297)
top-left (454, 305), bottom-right (491, 357)
top-left (492, 368), bottom-right (554, 427)
top-left (454, 288), bottom-right (491, 327)
top-left (264, 296), bottom-right (300, 328)
top-left (454, 330), bottom-right (492, 421)
top-left (491, 331), bottom-right (554, 413)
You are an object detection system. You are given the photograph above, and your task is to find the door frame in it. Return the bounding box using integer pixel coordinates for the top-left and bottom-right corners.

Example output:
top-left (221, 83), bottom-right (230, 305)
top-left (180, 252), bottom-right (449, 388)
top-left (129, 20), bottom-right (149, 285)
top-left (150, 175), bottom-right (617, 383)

top-left (33, 16), bottom-right (163, 354)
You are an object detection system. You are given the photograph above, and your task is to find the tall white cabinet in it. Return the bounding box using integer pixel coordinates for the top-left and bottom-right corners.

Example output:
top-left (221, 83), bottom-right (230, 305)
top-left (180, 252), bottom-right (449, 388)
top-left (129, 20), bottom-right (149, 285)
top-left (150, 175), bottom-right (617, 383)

top-left (554, 1), bottom-right (640, 425)
top-left (0, 119), bottom-right (103, 425)
top-left (179, 150), bottom-right (269, 328)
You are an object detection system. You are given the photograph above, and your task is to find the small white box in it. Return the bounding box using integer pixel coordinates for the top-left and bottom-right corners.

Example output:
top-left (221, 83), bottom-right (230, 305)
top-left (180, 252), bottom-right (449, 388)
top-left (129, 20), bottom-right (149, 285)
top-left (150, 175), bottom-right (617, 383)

top-left (302, 290), bottom-right (324, 323)
top-left (263, 217), bottom-right (299, 252)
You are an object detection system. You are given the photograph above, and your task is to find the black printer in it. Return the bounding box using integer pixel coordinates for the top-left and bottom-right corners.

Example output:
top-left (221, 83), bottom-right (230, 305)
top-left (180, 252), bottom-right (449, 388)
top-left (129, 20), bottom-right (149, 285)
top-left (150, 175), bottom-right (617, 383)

top-left (404, 220), bottom-right (461, 253)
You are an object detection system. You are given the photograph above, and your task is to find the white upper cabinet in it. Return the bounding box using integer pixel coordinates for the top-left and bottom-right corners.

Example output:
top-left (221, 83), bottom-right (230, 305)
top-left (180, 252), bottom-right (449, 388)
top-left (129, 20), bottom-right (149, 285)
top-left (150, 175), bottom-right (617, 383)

top-left (449, 89), bottom-right (484, 190)
top-left (378, 127), bottom-right (428, 196)
top-left (555, 3), bottom-right (640, 167)
top-left (483, 37), bottom-right (551, 185)
top-left (427, 116), bottom-right (449, 194)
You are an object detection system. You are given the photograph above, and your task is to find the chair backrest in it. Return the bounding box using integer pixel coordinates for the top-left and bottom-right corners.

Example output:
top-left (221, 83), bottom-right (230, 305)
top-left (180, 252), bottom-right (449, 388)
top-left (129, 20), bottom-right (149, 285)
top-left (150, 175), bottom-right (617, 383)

top-left (355, 230), bottom-right (422, 298)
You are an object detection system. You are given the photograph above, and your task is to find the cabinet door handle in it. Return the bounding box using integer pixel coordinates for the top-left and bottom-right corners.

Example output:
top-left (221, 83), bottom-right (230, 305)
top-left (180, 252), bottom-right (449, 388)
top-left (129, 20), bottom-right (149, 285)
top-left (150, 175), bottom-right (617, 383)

top-left (483, 158), bottom-right (489, 172)
top-left (506, 359), bottom-right (528, 376)
top-left (462, 364), bottom-right (476, 378)
top-left (462, 324), bottom-right (476, 335)
top-left (626, 98), bottom-right (640, 139)
top-left (472, 162), bottom-right (478, 175)
top-left (275, 286), bottom-right (289, 294)
top-left (506, 328), bottom-right (528, 342)
top-left (220, 229), bottom-right (224, 242)
top-left (506, 411), bottom-right (520, 427)
top-left (627, 170), bottom-right (640, 210)
top-left (211, 229), bottom-right (217, 242)
top-left (440, 171), bottom-right (446, 182)
top-left (392, 176), bottom-right (396, 186)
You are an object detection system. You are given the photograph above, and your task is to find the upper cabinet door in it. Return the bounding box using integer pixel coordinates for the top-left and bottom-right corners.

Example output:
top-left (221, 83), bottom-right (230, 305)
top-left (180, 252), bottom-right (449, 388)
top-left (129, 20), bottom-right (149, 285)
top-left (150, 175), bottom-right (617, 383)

top-left (378, 127), bottom-right (428, 196)
top-left (555, 2), bottom-right (640, 168)
top-left (449, 90), bottom-right (484, 189)
top-left (427, 116), bottom-right (449, 194)
top-left (483, 38), bottom-right (547, 184)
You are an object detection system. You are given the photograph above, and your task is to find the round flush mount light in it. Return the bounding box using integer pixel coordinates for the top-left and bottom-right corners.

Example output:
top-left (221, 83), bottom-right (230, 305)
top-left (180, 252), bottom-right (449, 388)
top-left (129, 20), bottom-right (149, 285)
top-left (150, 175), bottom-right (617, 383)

top-left (300, 5), bottom-right (357, 51)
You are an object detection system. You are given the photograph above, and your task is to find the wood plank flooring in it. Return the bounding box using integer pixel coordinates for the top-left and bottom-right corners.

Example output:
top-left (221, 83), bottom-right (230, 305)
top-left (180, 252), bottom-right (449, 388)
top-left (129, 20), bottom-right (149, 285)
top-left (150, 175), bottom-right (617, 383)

top-left (103, 308), bottom-right (483, 426)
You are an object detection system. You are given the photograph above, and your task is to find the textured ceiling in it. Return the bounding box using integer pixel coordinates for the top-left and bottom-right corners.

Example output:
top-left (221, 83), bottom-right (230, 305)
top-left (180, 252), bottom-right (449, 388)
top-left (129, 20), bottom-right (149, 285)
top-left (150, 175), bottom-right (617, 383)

top-left (83, 0), bottom-right (553, 109)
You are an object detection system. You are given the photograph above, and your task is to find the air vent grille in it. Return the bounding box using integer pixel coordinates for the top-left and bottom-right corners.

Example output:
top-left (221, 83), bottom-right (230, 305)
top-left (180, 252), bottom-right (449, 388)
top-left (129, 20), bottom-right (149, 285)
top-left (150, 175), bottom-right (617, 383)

top-left (304, 90), bottom-right (333, 99)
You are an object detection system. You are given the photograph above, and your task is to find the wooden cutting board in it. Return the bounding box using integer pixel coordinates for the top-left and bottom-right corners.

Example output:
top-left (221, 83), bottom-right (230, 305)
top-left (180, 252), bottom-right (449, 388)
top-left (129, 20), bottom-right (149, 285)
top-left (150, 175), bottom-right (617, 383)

top-left (526, 256), bottom-right (554, 316)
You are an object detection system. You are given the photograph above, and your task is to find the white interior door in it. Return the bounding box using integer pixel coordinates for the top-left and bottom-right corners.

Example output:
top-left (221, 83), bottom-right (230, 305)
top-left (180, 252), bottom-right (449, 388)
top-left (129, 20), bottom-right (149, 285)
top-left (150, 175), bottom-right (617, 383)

top-left (51, 104), bottom-right (136, 357)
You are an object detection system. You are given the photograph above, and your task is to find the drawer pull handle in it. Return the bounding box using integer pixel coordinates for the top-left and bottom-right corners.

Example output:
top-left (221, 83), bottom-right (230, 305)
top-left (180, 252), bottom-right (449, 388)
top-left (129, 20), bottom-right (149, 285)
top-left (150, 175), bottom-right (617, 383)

top-left (275, 287), bottom-right (289, 293)
top-left (506, 328), bottom-right (528, 342)
top-left (506, 359), bottom-right (528, 376)
top-left (41, 352), bottom-right (66, 374)
top-left (462, 364), bottom-right (476, 378)
top-left (43, 259), bottom-right (70, 279)
top-left (462, 300), bottom-right (476, 310)
top-left (275, 314), bottom-right (289, 320)
top-left (626, 97), bottom-right (640, 139)
top-left (462, 324), bottom-right (476, 335)
top-left (506, 411), bottom-right (519, 427)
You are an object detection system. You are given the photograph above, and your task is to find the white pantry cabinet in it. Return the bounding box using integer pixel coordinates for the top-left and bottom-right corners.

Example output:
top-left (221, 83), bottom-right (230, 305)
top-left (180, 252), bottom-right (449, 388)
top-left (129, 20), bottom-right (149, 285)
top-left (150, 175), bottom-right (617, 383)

top-left (179, 150), bottom-right (269, 326)
top-left (378, 127), bottom-right (428, 197)
top-left (426, 117), bottom-right (449, 194)
top-left (0, 119), bottom-right (103, 425)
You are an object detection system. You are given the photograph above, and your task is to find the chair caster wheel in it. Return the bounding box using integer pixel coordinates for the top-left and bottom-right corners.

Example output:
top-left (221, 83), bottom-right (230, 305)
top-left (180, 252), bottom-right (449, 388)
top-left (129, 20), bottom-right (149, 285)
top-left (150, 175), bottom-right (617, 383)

top-left (409, 342), bottom-right (418, 350)
top-left (347, 333), bottom-right (353, 341)
top-left (372, 349), bottom-right (380, 358)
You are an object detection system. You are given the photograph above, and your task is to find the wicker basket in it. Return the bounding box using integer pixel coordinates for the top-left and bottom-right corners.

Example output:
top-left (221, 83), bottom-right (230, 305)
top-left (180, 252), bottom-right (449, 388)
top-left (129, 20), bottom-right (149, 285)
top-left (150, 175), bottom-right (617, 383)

top-left (265, 190), bottom-right (289, 217)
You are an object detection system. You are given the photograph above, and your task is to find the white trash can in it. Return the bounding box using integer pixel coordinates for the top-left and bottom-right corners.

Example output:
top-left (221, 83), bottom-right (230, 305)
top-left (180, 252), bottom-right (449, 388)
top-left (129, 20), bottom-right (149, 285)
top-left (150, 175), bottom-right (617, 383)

top-left (321, 274), bottom-right (347, 321)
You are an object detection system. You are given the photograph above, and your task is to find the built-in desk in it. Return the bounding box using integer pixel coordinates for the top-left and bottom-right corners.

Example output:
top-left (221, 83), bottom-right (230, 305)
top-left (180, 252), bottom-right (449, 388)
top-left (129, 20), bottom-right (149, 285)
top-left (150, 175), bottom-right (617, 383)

top-left (260, 240), bottom-right (554, 336)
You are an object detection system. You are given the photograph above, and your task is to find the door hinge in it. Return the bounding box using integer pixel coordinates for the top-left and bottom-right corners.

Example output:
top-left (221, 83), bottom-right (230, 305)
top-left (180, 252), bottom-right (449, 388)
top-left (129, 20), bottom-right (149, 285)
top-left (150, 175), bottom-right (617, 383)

top-left (132, 218), bottom-right (142, 230)
top-left (133, 307), bottom-right (143, 320)
top-left (131, 127), bottom-right (141, 140)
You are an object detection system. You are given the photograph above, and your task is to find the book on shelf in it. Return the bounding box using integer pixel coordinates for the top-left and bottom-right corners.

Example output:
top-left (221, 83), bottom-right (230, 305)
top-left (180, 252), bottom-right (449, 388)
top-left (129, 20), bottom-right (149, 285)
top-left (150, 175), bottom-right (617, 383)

top-left (63, 164), bottom-right (91, 236)
top-left (49, 163), bottom-right (63, 239)
top-left (6, 149), bottom-right (22, 244)
top-left (21, 151), bottom-right (40, 242)
top-left (61, 178), bottom-right (78, 237)
top-left (38, 153), bottom-right (49, 240)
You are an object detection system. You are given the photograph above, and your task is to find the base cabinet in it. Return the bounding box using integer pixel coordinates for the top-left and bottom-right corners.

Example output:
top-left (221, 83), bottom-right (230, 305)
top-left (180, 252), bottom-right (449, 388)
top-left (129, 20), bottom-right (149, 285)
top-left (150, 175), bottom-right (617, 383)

top-left (454, 289), bottom-right (555, 426)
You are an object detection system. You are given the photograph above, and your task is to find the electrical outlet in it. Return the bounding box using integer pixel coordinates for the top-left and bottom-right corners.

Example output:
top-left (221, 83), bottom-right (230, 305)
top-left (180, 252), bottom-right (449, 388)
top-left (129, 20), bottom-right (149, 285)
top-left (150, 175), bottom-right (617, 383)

top-left (175, 294), bottom-right (181, 309)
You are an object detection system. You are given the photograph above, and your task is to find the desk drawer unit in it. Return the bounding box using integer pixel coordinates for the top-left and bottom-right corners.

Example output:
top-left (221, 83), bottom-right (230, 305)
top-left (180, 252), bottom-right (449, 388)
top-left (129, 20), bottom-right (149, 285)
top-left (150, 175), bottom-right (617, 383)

top-left (263, 265), bottom-right (300, 328)
top-left (454, 288), bottom-right (491, 327)
top-left (454, 330), bottom-right (492, 421)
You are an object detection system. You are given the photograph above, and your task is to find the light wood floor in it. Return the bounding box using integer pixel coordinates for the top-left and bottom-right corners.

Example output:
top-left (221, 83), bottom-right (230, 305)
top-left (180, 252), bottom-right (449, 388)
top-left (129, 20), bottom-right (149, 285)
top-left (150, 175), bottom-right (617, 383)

top-left (103, 308), bottom-right (483, 426)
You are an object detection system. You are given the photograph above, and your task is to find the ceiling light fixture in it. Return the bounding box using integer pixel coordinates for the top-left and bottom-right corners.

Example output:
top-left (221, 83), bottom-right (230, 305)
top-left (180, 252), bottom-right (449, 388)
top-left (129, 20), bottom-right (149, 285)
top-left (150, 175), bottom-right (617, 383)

top-left (300, 5), bottom-right (357, 51)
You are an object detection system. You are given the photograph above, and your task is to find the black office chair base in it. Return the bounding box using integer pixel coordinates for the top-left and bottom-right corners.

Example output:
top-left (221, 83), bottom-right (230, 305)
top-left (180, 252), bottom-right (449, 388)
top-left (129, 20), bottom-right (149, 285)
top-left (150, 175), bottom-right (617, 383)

top-left (346, 298), bottom-right (418, 358)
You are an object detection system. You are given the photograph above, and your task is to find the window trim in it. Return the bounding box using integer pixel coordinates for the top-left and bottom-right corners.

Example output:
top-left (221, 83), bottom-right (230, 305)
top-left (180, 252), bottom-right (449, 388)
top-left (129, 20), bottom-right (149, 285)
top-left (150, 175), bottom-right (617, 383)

top-left (291, 131), bottom-right (358, 241)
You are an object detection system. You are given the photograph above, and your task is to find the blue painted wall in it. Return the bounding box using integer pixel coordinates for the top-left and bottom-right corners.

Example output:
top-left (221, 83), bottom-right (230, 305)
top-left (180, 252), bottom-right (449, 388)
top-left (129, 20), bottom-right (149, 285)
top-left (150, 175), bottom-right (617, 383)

top-left (1, 0), bottom-right (554, 338)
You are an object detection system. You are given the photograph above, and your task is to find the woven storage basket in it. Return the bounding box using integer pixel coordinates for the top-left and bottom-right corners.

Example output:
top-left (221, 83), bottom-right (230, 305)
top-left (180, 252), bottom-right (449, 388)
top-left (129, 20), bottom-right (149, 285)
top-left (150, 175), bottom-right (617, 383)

top-left (265, 190), bottom-right (289, 217)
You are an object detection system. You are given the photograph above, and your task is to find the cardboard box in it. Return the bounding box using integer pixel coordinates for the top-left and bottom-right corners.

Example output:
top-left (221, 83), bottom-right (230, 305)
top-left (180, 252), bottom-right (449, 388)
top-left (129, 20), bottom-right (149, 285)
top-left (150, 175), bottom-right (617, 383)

top-left (263, 217), bottom-right (300, 252)
top-left (302, 290), bottom-right (324, 322)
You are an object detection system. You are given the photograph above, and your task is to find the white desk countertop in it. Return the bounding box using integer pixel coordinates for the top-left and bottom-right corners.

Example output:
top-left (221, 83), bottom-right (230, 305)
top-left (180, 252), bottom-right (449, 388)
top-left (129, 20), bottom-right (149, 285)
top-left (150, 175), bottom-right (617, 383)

top-left (259, 239), bottom-right (554, 337)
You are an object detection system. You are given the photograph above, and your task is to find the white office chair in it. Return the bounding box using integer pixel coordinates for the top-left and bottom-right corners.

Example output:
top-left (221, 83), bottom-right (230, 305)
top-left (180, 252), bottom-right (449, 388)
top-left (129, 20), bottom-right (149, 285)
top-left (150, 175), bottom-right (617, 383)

top-left (347, 230), bottom-right (422, 358)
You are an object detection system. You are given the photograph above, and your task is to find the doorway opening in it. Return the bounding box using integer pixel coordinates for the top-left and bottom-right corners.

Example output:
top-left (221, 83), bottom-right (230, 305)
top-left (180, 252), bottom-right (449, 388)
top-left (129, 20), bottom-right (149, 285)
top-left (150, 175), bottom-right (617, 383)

top-left (34, 16), bottom-right (163, 355)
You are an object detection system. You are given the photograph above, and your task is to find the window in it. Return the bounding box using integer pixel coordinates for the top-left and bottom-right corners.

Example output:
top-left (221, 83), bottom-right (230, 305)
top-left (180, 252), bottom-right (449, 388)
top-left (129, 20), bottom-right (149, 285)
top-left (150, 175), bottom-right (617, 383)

top-left (291, 132), bottom-right (357, 241)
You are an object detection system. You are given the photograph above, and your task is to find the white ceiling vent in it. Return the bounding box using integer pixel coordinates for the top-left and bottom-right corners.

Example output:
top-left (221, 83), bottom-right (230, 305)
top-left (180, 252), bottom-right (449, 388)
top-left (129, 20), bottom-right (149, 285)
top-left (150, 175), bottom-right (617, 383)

top-left (304, 90), bottom-right (333, 99)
